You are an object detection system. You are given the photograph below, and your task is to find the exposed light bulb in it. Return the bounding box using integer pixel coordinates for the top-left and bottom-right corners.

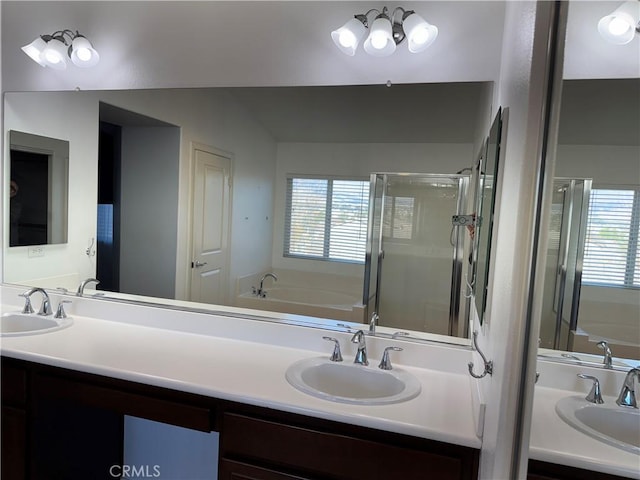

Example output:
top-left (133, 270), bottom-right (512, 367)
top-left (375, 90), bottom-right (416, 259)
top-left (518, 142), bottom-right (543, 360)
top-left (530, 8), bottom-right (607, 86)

top-left (76, 47), bottom-right (92, 61)
top-left (411, 26), bottom-right (430, 46)
top-left (370, 31), bottom-right (388, 50)
top-left (608, 17), bottom-right (631, 36)
top-left (338, 30), bottom-right (357, 48)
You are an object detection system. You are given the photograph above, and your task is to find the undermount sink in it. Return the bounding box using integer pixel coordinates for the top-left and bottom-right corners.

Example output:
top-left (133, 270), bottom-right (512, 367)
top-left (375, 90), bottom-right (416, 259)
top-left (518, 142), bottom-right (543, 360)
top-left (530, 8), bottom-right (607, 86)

top-left (285, 357), bottom-right (421, 405)
top-left (556, 395), bottom-right (640, 454)
top-left (0, 312), bottom-right (73, 337)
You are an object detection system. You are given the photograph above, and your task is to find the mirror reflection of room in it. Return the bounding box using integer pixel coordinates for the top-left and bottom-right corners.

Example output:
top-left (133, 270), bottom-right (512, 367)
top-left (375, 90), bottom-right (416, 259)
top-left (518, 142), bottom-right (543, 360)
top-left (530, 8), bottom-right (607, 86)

top-left (3, 83), bottom-right (497, 342)
top-left (8, 130), bottom-right (69, 247)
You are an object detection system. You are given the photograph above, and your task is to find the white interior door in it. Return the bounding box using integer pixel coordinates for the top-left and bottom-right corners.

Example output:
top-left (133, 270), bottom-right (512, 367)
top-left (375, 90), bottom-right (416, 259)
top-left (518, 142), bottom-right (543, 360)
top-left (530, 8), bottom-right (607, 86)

top-left (189, 147), bottom-right (231, 304)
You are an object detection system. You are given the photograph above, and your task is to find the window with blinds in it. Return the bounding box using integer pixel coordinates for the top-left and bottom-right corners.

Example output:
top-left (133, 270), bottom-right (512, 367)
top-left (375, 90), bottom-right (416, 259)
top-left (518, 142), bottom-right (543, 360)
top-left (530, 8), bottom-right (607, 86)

top-left (284, 177), bottom-right (370, 263)
top-left (583, 187), bottom-right (640, 287)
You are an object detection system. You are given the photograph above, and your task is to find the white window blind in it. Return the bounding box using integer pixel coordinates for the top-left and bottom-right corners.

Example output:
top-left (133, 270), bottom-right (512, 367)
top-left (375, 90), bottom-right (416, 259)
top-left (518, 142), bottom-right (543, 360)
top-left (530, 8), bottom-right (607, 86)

top-left (583, 188), bottom-right (640, 287)
top-left (284, 177), bottom-right (369, 263)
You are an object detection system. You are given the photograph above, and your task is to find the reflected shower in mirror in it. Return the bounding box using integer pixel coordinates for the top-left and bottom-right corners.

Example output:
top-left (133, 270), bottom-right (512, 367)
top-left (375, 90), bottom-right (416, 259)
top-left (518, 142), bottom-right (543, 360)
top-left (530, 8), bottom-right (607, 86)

top-left (538, 1), bottom-right (639, 365)
top-left (8, 130), bottom-right (69, 247)
top-left (3, 83), bottom-right (498, 343)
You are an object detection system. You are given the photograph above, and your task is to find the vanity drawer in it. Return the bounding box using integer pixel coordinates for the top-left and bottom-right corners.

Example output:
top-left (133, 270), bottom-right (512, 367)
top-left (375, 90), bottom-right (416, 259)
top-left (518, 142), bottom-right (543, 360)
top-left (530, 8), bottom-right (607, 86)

top-left (1, 362), bottom-right (27, 406)
top-left (33, 372), bottom-right (213, 432)
top-left (221, 412), bottom-right (475, 480)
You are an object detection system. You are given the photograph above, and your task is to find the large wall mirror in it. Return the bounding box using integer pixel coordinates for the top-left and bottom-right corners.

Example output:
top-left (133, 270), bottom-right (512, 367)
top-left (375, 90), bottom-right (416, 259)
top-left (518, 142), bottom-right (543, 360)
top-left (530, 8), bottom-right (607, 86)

top-left (7, 130), bottom-right (69, 247)
top-left (538, 1), bottom-right (639, 368)
top-left (3, 83), bottom-right (502, 344)
top-left (1, 0), bottom-right (511, 347)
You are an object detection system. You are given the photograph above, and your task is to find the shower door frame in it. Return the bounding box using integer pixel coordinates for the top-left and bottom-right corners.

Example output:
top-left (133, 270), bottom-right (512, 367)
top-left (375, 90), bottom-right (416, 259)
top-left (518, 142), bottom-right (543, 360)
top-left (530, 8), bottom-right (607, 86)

top-left (363, 173), bottom-right (470, 338)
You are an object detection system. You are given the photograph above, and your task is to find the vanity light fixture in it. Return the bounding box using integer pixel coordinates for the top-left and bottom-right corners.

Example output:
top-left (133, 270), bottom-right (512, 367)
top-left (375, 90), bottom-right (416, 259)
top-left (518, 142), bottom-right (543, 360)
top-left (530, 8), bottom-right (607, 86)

top-left (331, 6), bottom-right (437, 57)
top-left (21, 30), bottom-right (99, 69)
top-left (597, 1), bottom-right (640, 45)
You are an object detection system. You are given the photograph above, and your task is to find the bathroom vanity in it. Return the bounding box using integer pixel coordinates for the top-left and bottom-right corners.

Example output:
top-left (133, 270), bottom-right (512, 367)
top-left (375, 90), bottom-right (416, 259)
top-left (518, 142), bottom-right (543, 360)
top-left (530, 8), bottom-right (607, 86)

top-left (1, 286), bottom-right (637, 480)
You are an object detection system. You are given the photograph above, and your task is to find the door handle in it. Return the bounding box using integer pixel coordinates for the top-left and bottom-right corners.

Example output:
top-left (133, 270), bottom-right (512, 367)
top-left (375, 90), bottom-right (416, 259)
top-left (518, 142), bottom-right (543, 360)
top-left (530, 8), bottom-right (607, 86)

top-left (192, 260), bottom-right (208, 268)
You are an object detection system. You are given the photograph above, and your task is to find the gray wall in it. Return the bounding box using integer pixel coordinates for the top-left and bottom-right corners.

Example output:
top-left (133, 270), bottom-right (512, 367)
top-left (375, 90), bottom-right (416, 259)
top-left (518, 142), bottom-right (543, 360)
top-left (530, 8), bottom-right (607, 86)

top-left (120, 126), bottom-right (180, 298)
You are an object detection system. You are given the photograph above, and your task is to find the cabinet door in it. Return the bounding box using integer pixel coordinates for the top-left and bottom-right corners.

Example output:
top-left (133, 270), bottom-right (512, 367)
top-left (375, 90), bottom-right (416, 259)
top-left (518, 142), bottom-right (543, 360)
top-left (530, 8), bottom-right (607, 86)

top-left (1, 405), bottom-right (27, 480)
top-left (220, 459), bottom-right (311, 480)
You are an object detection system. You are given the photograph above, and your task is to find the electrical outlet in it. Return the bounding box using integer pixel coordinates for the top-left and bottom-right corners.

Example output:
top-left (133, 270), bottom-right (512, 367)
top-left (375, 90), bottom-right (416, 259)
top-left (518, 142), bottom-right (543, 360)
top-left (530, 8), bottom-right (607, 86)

top-left (28, 246), bottom-right (45, 258)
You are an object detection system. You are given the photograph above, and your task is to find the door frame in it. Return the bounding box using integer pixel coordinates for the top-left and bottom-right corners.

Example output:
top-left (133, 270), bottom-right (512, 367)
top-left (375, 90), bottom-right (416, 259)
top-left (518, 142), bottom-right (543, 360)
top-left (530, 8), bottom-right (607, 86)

top-left (187, 142), bottom-right (234, 304)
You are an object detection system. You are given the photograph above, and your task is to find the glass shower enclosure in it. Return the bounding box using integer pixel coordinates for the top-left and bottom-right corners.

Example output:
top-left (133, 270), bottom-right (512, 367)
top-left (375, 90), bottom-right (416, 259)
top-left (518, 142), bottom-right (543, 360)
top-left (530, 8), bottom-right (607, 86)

top-left (363, 173), bottom-right (471, 338)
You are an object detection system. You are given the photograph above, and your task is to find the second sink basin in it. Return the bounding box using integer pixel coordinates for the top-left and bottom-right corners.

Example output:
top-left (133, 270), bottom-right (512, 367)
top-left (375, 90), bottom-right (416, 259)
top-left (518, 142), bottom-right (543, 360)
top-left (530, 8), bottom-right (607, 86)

top-left (556, 395), bottom-right (640, 454)
top-left (285, 357), bottom-right (421, 405)
top-left (0, 312), bottom-right (73, 337)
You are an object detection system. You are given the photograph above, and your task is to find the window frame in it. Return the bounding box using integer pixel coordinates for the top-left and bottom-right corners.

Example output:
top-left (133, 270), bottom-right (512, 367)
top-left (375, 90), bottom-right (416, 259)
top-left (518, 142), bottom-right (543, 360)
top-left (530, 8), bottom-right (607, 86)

top-left (582, 184), bottom-right (640, 289)
top-left (283, 174), bottom-right (370, 265)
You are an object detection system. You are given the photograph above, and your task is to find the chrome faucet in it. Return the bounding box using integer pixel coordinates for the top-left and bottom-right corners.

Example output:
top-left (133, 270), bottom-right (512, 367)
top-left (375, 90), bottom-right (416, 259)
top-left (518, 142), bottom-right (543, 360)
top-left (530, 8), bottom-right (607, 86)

top-left (253, 273), bottom-right (277, 298)
top-left (369, 311), bottom-right (379, 334)
top-left (616, 367), bottom-right (640, 408)
top-left (597, 341), bottom-right (613, 369)
top-left (77, 278), bottom-right (100, 296)
top-left (20, 288), bottom-right (52, 316)
top-left (351, 330), bottom-right (368, 366)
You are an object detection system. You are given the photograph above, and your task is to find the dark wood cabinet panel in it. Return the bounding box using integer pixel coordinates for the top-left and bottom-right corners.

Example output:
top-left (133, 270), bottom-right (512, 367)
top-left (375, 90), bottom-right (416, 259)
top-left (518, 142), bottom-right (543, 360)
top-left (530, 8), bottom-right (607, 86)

top-left (220, 459), bottom-right (312, 480)
top-left (221, 412), bottom-right (477, 480)
top-left (528, 460), bottom-right (632, 480)
top-left (1, 405), bottom-right (27, 480)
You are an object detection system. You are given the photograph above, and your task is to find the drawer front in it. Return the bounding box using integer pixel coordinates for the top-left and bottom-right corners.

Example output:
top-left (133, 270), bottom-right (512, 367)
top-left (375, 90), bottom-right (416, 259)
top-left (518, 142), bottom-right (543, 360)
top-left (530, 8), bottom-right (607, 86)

top-left (220, 459), bottom-right (311, 480)
top-left (1, 363), bottom-right (27, 406)
top-left (222, 413), bottom-right (469, 480)
top-left (35, 373), bottom-right (213, 432)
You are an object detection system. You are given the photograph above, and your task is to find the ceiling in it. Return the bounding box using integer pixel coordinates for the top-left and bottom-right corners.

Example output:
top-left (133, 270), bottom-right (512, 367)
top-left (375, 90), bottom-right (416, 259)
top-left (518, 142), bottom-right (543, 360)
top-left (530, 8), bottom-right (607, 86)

top-left (2, 1), bottom-right (506, 92)
top-left (2, 1), bottom-right (638, 146)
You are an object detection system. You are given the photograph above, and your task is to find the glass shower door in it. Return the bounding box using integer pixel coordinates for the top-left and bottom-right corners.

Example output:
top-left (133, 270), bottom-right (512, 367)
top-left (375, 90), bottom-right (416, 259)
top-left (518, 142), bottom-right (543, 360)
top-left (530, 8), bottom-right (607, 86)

top-left (364, 174), bottom-right (469, 337)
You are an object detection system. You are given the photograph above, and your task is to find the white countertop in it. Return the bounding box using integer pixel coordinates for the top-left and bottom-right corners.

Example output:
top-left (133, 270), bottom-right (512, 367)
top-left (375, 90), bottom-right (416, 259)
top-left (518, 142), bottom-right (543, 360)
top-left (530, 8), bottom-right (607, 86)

top-left (529, 373), bottom-right (640, 478)
top-left (0, 301), bottom-right (480, 450)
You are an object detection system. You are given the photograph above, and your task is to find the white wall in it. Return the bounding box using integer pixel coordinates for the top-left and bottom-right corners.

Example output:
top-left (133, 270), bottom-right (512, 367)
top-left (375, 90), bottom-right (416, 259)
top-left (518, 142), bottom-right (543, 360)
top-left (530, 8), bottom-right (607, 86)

top-left (271, 142), bottom-right (474, 276)
top-left (3, 89), bottom-right (278, 299)
top-left (476, 2), bottom-right (557, 478)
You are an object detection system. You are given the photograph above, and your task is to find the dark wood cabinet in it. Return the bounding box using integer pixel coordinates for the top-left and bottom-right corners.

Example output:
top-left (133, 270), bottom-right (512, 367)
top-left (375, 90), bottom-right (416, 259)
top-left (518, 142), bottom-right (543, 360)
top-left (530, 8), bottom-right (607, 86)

top-left (527, 460), bottom-right (632, 480)
top-left (2, 356), bottom-right (628, 480)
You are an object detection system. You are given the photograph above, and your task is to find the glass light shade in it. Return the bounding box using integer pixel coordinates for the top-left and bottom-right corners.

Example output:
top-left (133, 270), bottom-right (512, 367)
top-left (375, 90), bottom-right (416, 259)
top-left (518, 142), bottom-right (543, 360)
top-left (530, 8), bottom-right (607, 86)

top-left (70, 35), bottom-right (100, 67)
top-left (331, 17), bottom-right (367, 56)
top-left (597, 1), bottom-right (639, 45)
top-left (41, 37), bottom-right (69, 70)
top-left (402, 13), bottom-right (438, 53)
top-left (363, 17), bottom-right (396, 57)
top-left (21, 37), bottom-right (48, 66)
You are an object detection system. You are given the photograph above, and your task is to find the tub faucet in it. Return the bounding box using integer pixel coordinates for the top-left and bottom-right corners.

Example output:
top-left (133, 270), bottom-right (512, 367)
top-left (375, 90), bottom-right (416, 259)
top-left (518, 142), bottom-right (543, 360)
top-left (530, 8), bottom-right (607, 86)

top-left (20, 288), bottom-right (52, 316)
top-left (596, 341), bottom-right (613, 369)
top-left (77, 278), bottom-right (100, 296)
top-left (616, 367), bottom-right (640, 408)
top-left (351, 330), bottom-right (368, 366)
top-left (254, 273), bottom-right (277, 298)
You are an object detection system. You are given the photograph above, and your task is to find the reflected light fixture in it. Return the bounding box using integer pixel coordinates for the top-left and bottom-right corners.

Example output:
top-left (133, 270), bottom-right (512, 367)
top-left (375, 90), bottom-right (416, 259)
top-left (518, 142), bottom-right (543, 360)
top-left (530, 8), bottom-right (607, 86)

top-left (597, 1), bottom-right (640, 45)
top-left (331, 6), bottom-right (437, 57)
top-left (21, 29), bottom-right (99, 69)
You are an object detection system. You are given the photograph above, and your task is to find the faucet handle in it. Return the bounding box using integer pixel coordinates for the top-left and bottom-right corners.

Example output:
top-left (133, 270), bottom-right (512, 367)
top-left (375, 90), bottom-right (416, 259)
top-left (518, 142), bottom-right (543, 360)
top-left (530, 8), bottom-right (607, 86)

top-left (378, 346), bottom-right (403, 370)
top-left (577, 374), bottom-right (604, 404)
top-left (54, 300), bottom-right (72, 319)
top-left (322, 336), bottom-right (343, 362)
top-left (18, 293), bottom-right (35, 314)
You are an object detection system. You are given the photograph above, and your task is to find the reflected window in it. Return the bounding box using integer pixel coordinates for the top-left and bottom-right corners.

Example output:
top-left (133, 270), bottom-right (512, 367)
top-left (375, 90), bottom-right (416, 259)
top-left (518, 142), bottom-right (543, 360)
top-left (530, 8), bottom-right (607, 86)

top-left (382, 196), bottom-right (415, 240)
top-left (284, 177), bottom-right (369, 263)
top-left (583, 187), bottom-right (640, 287)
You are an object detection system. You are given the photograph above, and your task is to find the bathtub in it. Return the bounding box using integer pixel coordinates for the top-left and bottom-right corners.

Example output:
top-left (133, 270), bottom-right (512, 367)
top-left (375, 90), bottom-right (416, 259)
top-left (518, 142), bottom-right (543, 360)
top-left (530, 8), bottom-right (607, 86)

top-left (570, 321), bottom-right (640, 360)
top-left (236, 286), bottom-right (365, 323)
